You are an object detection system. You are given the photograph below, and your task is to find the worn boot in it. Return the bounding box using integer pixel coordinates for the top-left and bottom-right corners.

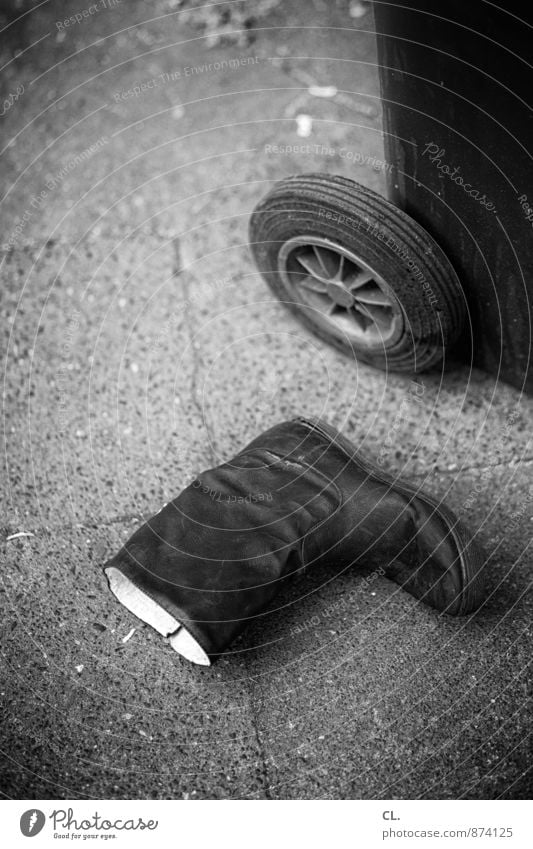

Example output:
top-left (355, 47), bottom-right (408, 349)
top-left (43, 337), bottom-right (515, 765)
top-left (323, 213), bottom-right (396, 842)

top-left (104, 417), bottom-right (486, 665)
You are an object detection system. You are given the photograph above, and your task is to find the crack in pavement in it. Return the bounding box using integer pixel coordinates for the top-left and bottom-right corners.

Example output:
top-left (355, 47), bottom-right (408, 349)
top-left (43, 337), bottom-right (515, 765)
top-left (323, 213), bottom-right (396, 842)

top-left (171, 236), bottom-right (218, 468)
top-left (244, 679), bottom-right (275, 800)
top-left (171, 235), bottom-right (273, 796)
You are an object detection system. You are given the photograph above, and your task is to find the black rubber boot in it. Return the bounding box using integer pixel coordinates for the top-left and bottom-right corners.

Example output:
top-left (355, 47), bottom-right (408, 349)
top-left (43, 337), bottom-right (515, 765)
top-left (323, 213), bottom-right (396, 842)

top-left (104, 417), bottom-right (486, 665)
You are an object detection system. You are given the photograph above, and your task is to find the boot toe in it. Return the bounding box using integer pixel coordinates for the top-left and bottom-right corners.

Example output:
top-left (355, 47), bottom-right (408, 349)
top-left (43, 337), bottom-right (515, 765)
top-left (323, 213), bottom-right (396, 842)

top-left (398, 508), bottom-right (487, 616)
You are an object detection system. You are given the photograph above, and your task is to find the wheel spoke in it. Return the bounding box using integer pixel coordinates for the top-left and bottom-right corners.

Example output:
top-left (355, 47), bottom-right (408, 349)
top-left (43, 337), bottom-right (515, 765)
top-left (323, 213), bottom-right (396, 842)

top-left (296, 251), bottom-right (324, 279)
top-left (326, 301), bottom-right (341, 316)
top-left (346, 268), bottom-right (375, 290)
top-left (354, 284), bottom-right (392, 307)
top-left (354, 301), bottom-right (392, 332)
top-left (312, 245), bottom-right (338, 278)
top-left (350, 306), bottom-right (371, 331)
top-left (300, 290), bottom-right (332, 311)
top-left (300, 276), bottom-right (329, 294)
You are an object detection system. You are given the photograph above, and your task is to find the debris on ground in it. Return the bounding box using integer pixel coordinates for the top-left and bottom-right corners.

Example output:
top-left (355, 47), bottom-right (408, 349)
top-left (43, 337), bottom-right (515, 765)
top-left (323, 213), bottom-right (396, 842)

top-left (308, 85), bottom-right (338, 98)
top-left (349, 0), bottom-right (370, 18)
top-left (6, 531), bottom-right (35, 541)
top-left (121, 628), bottom-right (136, 644)
top-left (295, 114), bottom-right (313, 137)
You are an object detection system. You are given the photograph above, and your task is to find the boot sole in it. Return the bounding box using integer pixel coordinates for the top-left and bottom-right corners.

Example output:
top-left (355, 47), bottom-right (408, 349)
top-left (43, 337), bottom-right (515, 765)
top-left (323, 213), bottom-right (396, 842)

top-left (296, 416), bottom-right (486, 615)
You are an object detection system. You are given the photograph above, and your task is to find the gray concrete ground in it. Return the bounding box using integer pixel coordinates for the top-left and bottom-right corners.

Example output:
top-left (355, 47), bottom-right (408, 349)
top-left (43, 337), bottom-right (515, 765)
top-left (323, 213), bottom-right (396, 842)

top-left (1, 0), bottom-right (531, 799)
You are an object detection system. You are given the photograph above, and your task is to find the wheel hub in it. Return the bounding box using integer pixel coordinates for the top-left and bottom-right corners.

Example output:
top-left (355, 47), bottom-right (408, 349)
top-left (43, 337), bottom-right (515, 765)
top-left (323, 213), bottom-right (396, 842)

top-left (326, 281), bottom-right (355, 308)
top-left (277, 235), bottom-right (403, 347)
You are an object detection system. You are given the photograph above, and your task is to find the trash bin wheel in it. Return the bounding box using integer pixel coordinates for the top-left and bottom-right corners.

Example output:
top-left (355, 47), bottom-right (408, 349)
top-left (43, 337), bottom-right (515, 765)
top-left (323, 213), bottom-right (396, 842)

top-left (249, 173), bottom-right (466, 372)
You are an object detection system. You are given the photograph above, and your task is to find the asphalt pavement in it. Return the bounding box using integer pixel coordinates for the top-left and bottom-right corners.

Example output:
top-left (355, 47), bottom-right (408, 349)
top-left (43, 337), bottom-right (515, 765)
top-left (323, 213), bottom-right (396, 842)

top-left (1, 0), bottom-right (531, 799)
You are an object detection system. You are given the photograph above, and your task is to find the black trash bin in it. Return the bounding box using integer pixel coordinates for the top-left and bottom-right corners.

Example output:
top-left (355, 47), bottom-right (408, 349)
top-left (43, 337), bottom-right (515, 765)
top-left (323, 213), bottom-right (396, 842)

top-left (374, 0), bottom-right (533, 393)
top-left (249, 2), bottom-right (532, 386)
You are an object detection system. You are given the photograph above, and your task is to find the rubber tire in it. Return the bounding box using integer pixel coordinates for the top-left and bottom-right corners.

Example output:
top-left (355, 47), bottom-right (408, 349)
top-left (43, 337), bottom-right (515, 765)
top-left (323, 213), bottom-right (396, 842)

top-left (248, 173), bottom-right (466, 372)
